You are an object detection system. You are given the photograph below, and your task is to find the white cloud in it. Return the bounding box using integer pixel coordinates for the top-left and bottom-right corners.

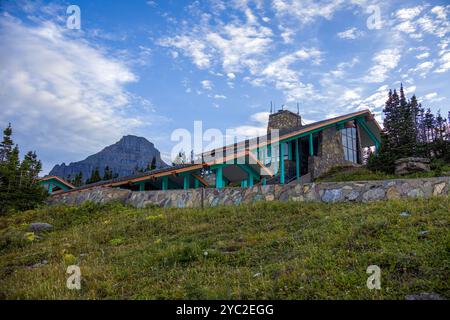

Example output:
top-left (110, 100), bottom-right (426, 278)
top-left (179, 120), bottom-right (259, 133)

top-left (159, 35), bottom-right (212, 69)
top-left (160, 6), bottom-right (273, 74)
top-left (395, 20), bottom-right (416, 34)
top-left (250, 112), bottom-right (270, 124)
top-left (254, 48), bottom-right (322, 102)
top-left (363, 48), bottom-right (401, 83)
top-left (435, 51), bottom-right (450, 73)
top-left (422, 92), bottom-right (445, 103)
top-left (273, 0), bottom-right (347, 25)
top-left (227, 72), bottom-right (236, 80)
top-left (0, 15), bottom-right (145, 171)
top-left (410, 61), bottom-right (434, 77)
top-left (337, 27), bottom-right (364, 40)
top-left (416, 52), bottom-right (430, 59)
top-left (201, 80), bottom-right (213, 90)
top-left (396, 6), bottom-right (424, 21)
top-left (213, 94), bottom-right (226, 99)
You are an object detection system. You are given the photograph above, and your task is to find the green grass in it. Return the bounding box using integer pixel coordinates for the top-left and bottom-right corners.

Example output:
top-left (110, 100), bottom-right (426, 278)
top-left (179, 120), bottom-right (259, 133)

top-left (316, 165), bottom-right (450, 183)
top-left (0, 198), bottom-right (449, 300)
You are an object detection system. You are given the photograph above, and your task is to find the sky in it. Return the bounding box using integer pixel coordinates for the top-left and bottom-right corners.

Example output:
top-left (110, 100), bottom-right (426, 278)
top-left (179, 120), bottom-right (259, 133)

top-left (0, 0), bottom-right (449, 174)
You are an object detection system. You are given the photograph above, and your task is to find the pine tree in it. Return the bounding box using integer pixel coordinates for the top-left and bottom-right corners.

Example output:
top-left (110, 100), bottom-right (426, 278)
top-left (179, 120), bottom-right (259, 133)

top-left (0, 124), bottom-right (47, 214)
top-left (87, 167), bottom-right (102, 184)
top-left (150, 156), bottom-right (156, 170)
top-left (0, 123), bottom-right (13, 162)
top-left (72, 172), bottom-right (83, 187)
top-left (103, 166), bottom-right (113, 180)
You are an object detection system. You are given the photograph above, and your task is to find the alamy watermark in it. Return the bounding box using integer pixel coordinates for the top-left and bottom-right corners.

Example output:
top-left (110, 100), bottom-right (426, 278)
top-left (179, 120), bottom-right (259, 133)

top-left (366, 265), bottom-right (381, 290)
top-left (170, 121), bottom-right (279, 175)
top-left (66, 265), bottom-right (81, 290)
top-left (66, 5), bottom-right (81, 30)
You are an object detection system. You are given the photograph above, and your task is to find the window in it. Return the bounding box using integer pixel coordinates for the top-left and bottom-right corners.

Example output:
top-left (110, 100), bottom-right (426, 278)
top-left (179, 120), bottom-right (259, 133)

top-left (341, 127), bottom-right (358, 163)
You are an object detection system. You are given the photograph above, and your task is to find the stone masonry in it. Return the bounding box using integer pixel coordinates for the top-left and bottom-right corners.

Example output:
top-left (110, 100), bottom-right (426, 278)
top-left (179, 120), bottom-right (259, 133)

top-left (48, 176), bottom-right (450, 208)
top-left (267, 109), bottom-right (302, 133)
top-left (308, 126), bottom-right (357, 178)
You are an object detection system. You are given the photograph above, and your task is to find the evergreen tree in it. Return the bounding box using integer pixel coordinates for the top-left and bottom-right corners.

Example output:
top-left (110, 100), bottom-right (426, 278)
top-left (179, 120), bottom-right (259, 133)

top-left (86, 167), bottom-right (102, 184)
top-left (150, 156), bottom-right (157, 170)
top-left (103, 166), bottom-right (113, 180)
top-left (0, 123), bottom-right (13, 162)
top-left (0, 124), bottom-right (47, 214)
top-left (72, 172), bottom-right (83, 187)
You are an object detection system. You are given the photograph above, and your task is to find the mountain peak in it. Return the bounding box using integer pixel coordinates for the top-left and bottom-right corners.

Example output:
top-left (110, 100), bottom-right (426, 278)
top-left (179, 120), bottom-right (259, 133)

top-left (49, 136), bottom-right (166, 182)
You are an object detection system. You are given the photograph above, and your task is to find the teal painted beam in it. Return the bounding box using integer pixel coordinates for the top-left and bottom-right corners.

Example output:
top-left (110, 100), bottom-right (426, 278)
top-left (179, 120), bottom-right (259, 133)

top-left (162, 176), bottom-right (169, 190)
top-left (183, 175), bottom-right (190, 190)
top-left (215, 167), bottom-right (223, 189)
top-left (279, 142), bottom-right (285, 184)
top-left (280, 115), bottom-right (368, 143)
top-left (309, 134), bottom-right (314, 156)
top-left (295, 138), bottom-right (300, 180)
top-left (357, 118), bottom-right (381, 151)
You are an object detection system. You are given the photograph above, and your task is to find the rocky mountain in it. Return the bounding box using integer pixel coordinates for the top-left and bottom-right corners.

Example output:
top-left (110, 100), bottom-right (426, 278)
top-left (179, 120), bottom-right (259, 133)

top-left (49, 135), bottom-right (167, 182)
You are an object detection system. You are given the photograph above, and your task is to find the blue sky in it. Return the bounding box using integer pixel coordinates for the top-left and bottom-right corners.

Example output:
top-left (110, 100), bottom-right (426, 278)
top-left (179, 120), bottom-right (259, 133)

top-left (0, 0), bottom-right (449, 174)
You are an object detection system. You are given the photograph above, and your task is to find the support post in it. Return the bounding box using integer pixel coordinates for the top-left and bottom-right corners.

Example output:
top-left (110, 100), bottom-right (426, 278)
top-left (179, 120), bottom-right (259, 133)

top-left (248, 172), bottom-right (254, 187)
top-left (139, 182), bottom-right (145, 191)
top-left (48, 183), bottom-right (53, 194)
top-left (295, 138), bottom-right (300, 180)
top-left (162, 176), bottom-right (168, 190)
top-left (309, 134), bottom-right (314, 156)
top-left (194, 178), bottom-right (200, 189)
top-left (183, 175), bottom-right (190, 190)
top-left (279, 142), bottom-right (285, 184)
top-left (215, 167), bottom-right (223, 189)
top-left (287, 141), bottom-right (292, 160)
top-left (262, 177), bottom-right (267, 186)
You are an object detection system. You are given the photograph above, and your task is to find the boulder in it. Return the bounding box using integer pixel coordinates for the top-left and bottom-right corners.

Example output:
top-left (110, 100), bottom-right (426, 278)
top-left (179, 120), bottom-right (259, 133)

top-left (395, 157), bottom-right (430, 175)
top-left (28, 222), bottom-right (53, 233)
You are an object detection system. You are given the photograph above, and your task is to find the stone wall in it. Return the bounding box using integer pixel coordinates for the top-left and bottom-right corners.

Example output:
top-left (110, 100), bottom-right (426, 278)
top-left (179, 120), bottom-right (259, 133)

top-left (267, 110), bottom-right (302, 132)
top-left (49, 176), bottom-right (450, 208)
top-left (308, 126), bottom-right (356, 178)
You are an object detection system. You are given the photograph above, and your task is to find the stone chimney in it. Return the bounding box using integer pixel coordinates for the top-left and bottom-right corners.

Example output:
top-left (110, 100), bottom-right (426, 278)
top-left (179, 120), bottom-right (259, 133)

top-left (267, 109), bottom-right (302, 133)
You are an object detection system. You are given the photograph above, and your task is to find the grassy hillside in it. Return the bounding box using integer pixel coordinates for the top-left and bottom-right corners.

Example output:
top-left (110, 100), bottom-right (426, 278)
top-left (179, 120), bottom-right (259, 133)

top-left (0, 197), bottom-right (449, 300)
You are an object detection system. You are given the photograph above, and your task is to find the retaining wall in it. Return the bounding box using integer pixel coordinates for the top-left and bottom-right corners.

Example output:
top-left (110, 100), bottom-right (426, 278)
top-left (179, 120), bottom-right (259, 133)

top-left (48, 176), bottom-right (450, 208)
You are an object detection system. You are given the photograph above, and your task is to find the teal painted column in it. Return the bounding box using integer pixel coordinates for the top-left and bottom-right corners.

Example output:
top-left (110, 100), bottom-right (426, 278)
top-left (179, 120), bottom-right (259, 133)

top-left (183, 175), bottom-right (190, 190)
top-left (279, 142), bottom-right (285, 184)
top-left (295, 139), bottom-right (300, 180)
top-left (139, 182), bottom-right (145, 191)
top-left (309, 134), bottom-right (314, 156)
top-left (262, 177), bottom-right (267, 186)
top-left (48, 183), bottom-right (53, 194)
top-left (287, 141), bottom-right (292, 160)
top-left (162, 176), bottom-right (169, 190)
top-left (194, 178), bottom-right (200, 189)
top-left (216, 167), bottom-right (223, 189)
top-left (241, 180), bottom-right (247, 188)
top-left (248, 172), bottom-right (254, 187)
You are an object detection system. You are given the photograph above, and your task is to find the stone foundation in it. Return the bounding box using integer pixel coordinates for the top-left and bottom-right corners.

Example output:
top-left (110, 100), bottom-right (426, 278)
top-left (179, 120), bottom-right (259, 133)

top-left (48, 176), bottom-right (450, 208)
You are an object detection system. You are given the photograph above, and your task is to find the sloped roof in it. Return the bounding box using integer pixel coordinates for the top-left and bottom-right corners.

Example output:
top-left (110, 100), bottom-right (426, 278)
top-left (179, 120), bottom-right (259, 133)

top-left (38, 175), bottom-right (75, 189)
top-left (202, 109), bottom-right (380, 157)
